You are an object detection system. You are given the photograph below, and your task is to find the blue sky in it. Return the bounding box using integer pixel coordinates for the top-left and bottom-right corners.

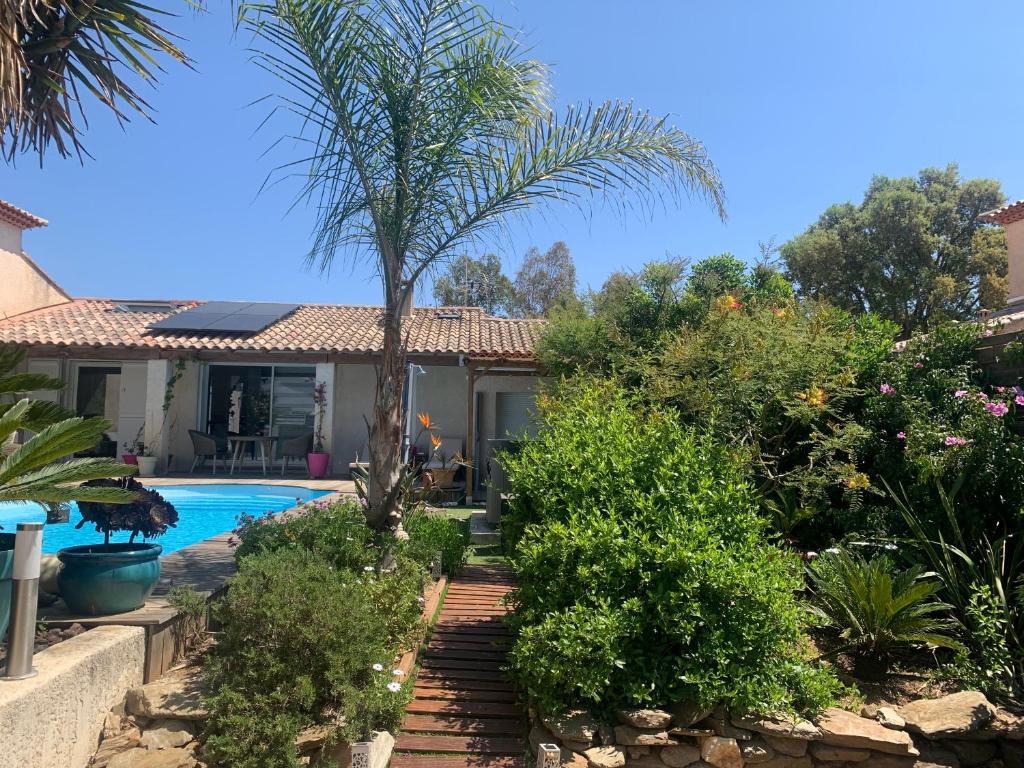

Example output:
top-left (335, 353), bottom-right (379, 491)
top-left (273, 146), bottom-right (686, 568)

top-left (2, 1), bottom-right (1023, 306)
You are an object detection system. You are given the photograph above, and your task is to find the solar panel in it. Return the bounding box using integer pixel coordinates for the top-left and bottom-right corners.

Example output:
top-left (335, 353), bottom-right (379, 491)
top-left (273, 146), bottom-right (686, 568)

top-left (148, 302), bottom-right (300, 334)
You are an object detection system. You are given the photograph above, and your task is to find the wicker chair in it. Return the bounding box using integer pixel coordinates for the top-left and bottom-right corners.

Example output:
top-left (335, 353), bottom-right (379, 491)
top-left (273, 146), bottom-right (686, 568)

top-left (280, 433), bottom-right (314, 476)
top-left (188, 429), bottom-right (228, 474)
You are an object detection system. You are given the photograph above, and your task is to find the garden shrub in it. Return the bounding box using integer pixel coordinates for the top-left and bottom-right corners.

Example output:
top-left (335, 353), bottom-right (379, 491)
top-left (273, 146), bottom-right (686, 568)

top-left (402, 511), bottom-right (470, 577)
top-left (232, 496), bottom-right (380, 572)
top-left (203, 547), bottom-right (417, 768)
top-left (503, 381), bottom-right (841, 717)
top-left (653, 302), bottom-right (898, 546)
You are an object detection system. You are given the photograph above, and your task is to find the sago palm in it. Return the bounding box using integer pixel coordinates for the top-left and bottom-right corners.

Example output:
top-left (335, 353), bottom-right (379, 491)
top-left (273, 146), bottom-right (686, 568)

top-left (806, 548), bottom-right (963, 657)
top-left (0, 398), bottom-right (136, 506)
top-left (1, 0), bottom-right (190, 162)
top-left (242, 0), bottom-right (726, 529)
top-left (0, 343), bottom-right (70, 428)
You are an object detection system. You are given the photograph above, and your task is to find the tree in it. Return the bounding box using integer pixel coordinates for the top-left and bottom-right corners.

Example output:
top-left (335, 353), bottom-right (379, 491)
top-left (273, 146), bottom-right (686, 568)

top-left (243, 0), bottom-right (725, 530)
top-left (432, 253), bottom-right (514, 315)
top-left (512, 241), bottom-right (577, 317)
top-left (1, 1), bottom-right (190, 162)
top-left (780, 165), bottom-right (1007, 336)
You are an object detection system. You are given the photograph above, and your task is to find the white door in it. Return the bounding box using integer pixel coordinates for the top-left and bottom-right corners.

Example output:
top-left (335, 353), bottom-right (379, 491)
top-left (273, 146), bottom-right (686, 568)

top-left (118, 362), bottom-right (147, 453)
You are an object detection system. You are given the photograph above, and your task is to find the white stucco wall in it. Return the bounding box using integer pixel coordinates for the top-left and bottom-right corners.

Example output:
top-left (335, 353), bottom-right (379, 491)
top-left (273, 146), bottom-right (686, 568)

top-left (332, 362), bottom-right (378, 473)
top-left (0, 625), bottom-right (146, 768)
top-left (0, 223), bottom-right (68, 320)
top-left (413, 365), bottom-right (469, 454)
top-left (165, 361), bottom-right (201, 471)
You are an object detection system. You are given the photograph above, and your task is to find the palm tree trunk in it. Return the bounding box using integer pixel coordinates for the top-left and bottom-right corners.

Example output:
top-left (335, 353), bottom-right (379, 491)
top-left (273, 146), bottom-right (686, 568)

top-left (364, 304), bottom-right (407, 530)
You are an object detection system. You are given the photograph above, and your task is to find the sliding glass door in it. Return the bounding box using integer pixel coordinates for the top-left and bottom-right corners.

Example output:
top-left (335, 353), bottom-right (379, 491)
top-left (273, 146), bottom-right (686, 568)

top-left (202, 364), bottom-right (316, 457)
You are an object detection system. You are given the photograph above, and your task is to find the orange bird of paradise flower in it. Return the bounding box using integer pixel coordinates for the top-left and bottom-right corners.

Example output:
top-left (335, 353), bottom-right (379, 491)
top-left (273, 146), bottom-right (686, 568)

top-left (430, 434), bottom-right (442, 449)
top-left (417, 413), bottom-right (433, 429)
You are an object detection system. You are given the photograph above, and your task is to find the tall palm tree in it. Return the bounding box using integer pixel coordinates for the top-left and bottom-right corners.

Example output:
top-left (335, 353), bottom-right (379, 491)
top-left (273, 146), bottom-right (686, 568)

top-left (1, 0), bottom-right (191, 162)
top-left (242, 0), bottom-right (726, 530)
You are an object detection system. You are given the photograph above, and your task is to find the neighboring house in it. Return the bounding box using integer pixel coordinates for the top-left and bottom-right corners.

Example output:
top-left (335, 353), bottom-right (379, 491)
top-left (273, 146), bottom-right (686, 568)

top-left (0, 200), bottom-right (544, 496)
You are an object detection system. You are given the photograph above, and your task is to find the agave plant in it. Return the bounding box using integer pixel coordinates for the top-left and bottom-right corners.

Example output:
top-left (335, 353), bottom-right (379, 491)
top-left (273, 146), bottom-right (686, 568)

top-left (806, 547), bottom-right (963, 657)
top-left (0, 398), bottom-right (136, 507)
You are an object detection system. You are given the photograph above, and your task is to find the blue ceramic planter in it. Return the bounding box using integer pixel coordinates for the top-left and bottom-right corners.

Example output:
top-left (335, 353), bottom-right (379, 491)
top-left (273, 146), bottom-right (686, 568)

top-left (0, 534), bottom-right (15, 640)
top-left (57, 543), bottom-right (162, 616)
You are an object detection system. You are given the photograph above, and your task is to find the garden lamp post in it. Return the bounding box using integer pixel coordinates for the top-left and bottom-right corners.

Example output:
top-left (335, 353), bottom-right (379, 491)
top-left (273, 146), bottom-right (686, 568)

top-left (3, 522), bottom-right (43, 680)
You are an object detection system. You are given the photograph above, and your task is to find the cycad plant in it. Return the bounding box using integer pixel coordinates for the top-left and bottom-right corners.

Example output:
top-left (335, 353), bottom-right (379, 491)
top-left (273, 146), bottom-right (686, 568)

top-left (242, 0), bottom-right (725, 530)
top-left (1, 398), bottom-right (136, 506)
top-left (806, 548), bottom-right (963, 657)
top-left (0, 344), bottom-right (69, 429)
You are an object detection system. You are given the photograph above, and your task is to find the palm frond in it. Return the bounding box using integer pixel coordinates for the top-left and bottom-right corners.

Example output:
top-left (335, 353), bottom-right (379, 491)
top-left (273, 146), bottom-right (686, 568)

top-left (1, 0), bottom-right (192, 162)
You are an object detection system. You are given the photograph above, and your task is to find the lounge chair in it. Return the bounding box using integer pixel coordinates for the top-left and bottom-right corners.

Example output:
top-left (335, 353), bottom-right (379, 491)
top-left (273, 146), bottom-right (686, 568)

top-left (280, 433), bottom-right (314, 476)
top-left (188, 429), bottom-right (229, 474)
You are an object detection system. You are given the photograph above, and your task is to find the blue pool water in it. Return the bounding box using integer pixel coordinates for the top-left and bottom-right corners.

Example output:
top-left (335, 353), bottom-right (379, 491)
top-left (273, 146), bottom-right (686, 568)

top-left (0, 484), bottom-right (332, 555)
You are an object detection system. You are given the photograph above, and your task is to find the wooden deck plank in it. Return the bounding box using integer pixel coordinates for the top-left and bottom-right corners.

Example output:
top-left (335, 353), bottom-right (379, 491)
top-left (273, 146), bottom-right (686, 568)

top-left (395, 735), bottom-right (522, 754)
top-left (401, 715), bottom-right (524, 735)
top-left (390, 755), bottom-right (524, 768)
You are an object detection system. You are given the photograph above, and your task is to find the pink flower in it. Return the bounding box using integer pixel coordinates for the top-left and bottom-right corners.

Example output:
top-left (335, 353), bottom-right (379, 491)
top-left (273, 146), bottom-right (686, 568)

top-left (977, 392), bottom-right (989, 401)
top-left (896, 431), bottom-right (906, 440)
top-left (985, 401), bottom-right (1009, 417)
top-left (879, 383), bottom-right (895, 395)
top-left (954, 390), bottom-right (968, 398)
top-left (945, 436), bottom-right (968, 447)
top-left (914, 362), bottom-right (924, 369)
top-left (996, 386), bottom-right (1008, 393)
top-left (984, 329), bottom-right (994, 337)
top-left (1016, 395), bottom-right (1024, 407)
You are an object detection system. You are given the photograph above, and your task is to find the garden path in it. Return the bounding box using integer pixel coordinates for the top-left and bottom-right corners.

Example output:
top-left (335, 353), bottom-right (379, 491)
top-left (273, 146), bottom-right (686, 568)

top-left (391, 563), bottom-right (525, 768)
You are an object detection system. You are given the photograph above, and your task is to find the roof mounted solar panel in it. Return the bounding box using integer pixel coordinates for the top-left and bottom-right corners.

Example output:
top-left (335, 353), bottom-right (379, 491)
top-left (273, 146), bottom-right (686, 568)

top-left (148, 302), bottom-right (300, 334)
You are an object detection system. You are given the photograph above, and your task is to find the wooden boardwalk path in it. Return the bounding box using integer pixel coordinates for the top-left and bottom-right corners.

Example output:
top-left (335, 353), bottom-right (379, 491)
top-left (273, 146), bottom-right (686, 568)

top-left (391, 564), bottom-right (525, 768)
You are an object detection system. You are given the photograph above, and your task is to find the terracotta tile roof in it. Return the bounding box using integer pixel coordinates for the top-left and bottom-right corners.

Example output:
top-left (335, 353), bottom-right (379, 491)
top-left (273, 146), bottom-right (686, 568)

top-left (0, 299), bottom-right (542, 359)
top-left (980, 200), bottom-right (1024, 226)
top-left (0, 199), bottom-right (47, 229)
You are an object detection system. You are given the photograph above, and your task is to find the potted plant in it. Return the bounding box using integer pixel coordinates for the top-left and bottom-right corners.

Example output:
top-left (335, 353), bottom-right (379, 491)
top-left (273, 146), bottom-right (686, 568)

top-left (58, 478), bottom-right (179, 615)
top-left (307, 381), bottom-right (331, 478)
top-left (121, 433), bottom-right (141, 465)
top-left (428, 442), bottom-right (470, 489)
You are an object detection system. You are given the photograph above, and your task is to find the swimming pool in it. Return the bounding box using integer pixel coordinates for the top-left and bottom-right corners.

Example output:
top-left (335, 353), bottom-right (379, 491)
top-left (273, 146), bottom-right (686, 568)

top-left (0, 484), bottom-right (333, 555)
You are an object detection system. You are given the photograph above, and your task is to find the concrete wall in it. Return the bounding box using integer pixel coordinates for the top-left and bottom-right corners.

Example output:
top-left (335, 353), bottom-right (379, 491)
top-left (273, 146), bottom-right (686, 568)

top-left (414, 365), bottom-right (469, 454)
top-left (472, 373), bottom-right (541, 496)
top-left (0, 625), bottom-right (146, 768)
top-left (332, 362), bottom-right (378, 473)
top-left (0, 222), bottom-right (69, 320)
top-left (166, 361), bottom-right (202, 471)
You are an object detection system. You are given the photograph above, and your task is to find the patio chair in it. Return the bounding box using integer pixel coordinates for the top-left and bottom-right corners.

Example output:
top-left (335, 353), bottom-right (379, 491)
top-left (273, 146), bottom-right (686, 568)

top-left (280, 432), bottom-right (314, 476)
top-left (188, 429), bottom-right (228, 474)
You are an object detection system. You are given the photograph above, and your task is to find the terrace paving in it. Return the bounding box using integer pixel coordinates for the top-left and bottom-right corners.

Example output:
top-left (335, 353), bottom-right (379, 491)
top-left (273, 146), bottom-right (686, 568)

top-left (392, 563), bottom-right (526, 768)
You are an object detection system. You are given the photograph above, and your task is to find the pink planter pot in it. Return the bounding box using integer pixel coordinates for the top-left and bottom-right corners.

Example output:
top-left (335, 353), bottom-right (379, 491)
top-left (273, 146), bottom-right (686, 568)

top-left (307, 452), bottom-right (331, 479)
top-left (122, 454), bottom-right (138, 466)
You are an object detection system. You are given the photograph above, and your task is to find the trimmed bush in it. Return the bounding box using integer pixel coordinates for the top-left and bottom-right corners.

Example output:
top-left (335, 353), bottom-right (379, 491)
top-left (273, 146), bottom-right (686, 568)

top-left (503, 381), bottom-right (841, 717)
top-left (403, 511), bottom-right (470, 577)
top-left (203, 547), bottom-right (419, 768)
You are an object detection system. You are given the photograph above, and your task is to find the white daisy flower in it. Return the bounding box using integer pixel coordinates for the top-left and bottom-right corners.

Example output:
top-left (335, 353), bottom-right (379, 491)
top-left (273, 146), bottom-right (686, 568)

top-left (392, 669), bottom-right (404, 677)
top-left (372, 663), bottom-right (384, 672)
top-left (387, 682), bottom-right (402, 693)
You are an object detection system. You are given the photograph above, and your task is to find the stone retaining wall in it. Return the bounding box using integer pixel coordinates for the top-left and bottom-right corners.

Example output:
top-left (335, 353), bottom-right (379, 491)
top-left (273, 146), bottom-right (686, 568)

top-left (0, 625), bottom-right (146, 768)
top-left (532, 691), bottom-right (1024, 768)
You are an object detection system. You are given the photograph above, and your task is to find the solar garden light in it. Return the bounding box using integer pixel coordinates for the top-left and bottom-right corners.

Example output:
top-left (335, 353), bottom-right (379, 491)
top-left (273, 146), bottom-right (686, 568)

top-left (538, 743), bottom-right (561, 768)
top-left (351, 740), bottom-right (371, 768)
top-left (3, 522), bottom-right (43, 681)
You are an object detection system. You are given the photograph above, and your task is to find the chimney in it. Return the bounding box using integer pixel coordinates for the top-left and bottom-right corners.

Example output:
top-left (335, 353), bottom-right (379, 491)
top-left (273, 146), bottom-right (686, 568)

top-left (399, 284), bottom-right (414, 318)
top-left (0, 199), bottom-right (69, 320)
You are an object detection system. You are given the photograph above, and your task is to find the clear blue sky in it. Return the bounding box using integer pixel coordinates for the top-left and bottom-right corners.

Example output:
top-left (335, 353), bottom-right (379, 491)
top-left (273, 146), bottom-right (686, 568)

top-left (2, 1), bottom-right (1023, 306)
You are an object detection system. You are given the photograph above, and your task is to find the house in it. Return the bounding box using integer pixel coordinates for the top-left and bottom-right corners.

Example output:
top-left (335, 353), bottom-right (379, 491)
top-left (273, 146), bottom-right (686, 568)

top-left (0, 199), bottom-right (544, 496)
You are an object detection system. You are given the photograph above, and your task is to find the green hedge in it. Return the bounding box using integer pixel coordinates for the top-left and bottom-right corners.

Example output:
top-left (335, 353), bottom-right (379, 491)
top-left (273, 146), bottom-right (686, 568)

top-left (502, 381), bottom-right (840, 717)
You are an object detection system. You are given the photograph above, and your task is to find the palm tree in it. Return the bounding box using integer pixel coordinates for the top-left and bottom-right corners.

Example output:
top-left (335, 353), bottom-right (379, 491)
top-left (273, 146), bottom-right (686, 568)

top-left (242, 0), bottom-right (726, 530)
top-left (1, 1), bottom-right (191, 162)
top-left (0, 398), bottom-right (136, 505)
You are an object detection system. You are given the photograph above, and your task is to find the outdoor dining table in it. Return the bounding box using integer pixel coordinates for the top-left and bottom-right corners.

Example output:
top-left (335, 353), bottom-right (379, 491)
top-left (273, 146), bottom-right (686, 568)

top-left (228, 435), bottom-right (279, 476)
